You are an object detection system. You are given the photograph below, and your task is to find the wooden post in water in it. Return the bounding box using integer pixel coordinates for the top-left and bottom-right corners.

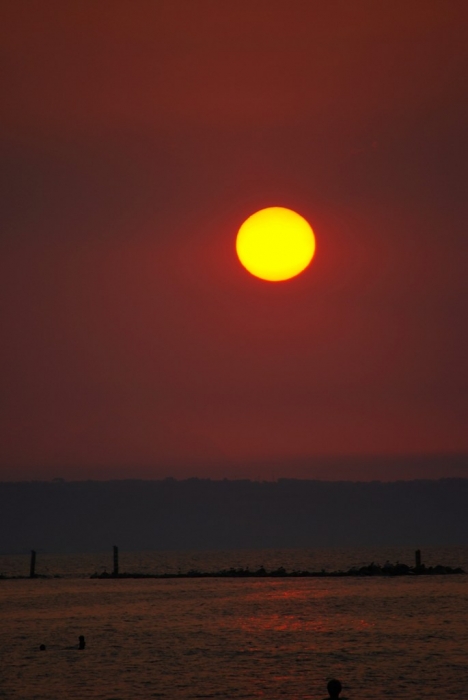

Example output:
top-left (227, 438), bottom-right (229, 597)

top-left (30, 550), bottom-right (36, 578)
top-left (113, 545), bottom-right (119, 576)
top-left (415, 549), bottom-right (421, 568)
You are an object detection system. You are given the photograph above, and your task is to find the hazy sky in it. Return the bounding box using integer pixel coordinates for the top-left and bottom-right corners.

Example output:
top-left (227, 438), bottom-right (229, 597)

top-left (1, 1), bottom-right (467, 481)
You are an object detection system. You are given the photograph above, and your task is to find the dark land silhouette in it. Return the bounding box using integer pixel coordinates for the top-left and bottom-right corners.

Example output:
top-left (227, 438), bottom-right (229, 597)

top-left (3, 543), bottom-right (464, 578)
top-left (1, 477), bottom-right (468, 554)
top-left (89, 561), bottom-right (463, 579)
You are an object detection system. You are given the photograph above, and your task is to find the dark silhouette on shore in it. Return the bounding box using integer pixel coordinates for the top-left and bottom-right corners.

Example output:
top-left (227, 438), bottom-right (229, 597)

top-left (39, 644), bottom-right (46, 651)
top-left (78, 635), bottom-right (85, 650)
top-left (113, 545), bottom-right (119, 576)
top-left (29, 550), bottom-right (36, 578)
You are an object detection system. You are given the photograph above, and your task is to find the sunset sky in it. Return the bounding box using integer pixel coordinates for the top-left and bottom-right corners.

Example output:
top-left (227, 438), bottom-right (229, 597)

top-left (1, 1), bottom-right (467, 481)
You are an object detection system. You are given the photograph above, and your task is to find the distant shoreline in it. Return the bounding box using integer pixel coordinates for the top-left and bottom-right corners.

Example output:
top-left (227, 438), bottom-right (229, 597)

top-left (93, 561), bottom-right (466, 578)
top-left (1, 562), bottom-right (464, 581)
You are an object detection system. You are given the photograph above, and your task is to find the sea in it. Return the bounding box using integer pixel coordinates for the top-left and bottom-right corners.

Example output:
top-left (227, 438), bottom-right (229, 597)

top-left (1, 547), bottom-right (467, 699)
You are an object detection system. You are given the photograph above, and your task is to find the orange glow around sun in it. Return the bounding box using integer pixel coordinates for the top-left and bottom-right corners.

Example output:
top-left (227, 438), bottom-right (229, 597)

top-left (236, 207), bottom-right (315, 282)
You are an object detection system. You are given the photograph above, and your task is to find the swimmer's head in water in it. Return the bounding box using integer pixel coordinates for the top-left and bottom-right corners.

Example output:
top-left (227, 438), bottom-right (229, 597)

top-left (327, 679), bottom-right (342, 697)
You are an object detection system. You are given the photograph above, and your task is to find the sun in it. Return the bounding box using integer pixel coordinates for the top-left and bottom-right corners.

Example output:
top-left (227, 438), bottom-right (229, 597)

top-left (236, 207), bottom-right (315, 282)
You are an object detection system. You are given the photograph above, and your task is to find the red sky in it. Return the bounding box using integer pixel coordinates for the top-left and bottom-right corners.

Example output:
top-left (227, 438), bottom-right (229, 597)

top-left (1, 1), bottom-right (467, 480)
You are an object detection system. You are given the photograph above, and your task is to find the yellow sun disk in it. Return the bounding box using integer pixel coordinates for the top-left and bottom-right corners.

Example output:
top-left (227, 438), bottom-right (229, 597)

top-left (236, 207), bottom-right (315, 281)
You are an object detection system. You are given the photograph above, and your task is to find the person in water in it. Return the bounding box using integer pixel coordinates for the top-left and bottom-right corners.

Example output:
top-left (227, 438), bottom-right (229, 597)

top-left (324, 679), bottom-right (345, 699)
top-left (78, 635), bottom-right (86, 650)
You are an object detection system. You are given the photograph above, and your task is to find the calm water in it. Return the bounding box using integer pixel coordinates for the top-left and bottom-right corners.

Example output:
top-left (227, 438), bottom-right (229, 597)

top-left (1, 548), bottom-right (467, 699)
